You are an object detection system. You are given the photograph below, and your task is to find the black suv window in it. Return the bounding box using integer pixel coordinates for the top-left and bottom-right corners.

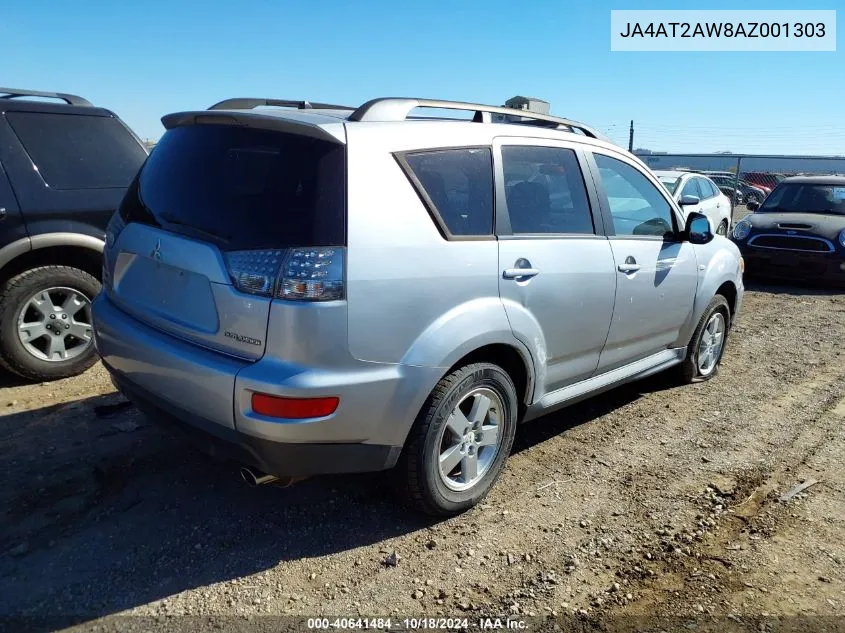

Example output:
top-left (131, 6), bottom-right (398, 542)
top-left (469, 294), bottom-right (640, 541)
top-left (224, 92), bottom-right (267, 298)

top-left (6, 112), bottom-right (146, 190)
top-left (120, 124), bottom-right (346, 250)
top-left (403, 148), bottom-right (493, 236)
top-left (501, 146), bottom-right (594, 234)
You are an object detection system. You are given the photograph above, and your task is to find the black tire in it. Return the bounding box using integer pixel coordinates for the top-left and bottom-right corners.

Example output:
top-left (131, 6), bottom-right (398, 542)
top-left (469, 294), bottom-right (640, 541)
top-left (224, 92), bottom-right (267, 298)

top-left (394, 362), bottom-right (518, 516)
top-left (716, 219), bottom-right (729, 236)
top-left (0, 266), bottom-right (100, 381)
top-left (679, 294), bottom-right (731, 384)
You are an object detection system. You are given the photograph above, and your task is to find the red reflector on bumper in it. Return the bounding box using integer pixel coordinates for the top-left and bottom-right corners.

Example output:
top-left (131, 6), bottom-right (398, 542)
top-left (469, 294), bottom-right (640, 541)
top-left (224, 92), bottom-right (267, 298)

top-left (251, 393), bottom-right (339, 419)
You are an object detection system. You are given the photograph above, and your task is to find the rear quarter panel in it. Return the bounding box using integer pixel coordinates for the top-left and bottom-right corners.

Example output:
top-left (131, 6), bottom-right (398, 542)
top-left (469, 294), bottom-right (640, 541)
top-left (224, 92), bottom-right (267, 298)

top-left (343, 122), bottom-right (515, 370)
top-left (0, 111), bottom-right (145, 241)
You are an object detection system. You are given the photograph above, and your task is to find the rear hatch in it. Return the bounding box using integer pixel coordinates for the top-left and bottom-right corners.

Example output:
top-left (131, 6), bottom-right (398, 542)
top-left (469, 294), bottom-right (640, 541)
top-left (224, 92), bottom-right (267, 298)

top-left (104, 119), bottom-right (346, 359)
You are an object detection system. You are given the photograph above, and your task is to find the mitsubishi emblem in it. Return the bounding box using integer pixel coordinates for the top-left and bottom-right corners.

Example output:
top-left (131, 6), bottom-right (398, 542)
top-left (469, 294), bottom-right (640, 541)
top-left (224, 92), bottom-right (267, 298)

top-left (151, 239), bottom-right (162, 261)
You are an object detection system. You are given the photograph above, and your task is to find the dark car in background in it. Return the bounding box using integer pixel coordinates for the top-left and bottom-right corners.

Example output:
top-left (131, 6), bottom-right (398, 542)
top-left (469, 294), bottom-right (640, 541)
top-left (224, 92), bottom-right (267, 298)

top-left (707, 174), bottom-right (767, 205)
top-left (0, 87), bottom-right (148, 380)
top-left (740, 172), bottom-right (788, 196)
top-left (732, 176), bottom-right (845, 285)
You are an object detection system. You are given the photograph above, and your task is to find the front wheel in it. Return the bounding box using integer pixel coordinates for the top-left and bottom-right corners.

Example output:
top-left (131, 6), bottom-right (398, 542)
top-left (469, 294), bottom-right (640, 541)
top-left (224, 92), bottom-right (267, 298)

top-left (0, 266), bottom-right (100, 381)
top-left (394, 362), bottom-right (518, 516)
top-left (679, 295), bottom-right (731, 384)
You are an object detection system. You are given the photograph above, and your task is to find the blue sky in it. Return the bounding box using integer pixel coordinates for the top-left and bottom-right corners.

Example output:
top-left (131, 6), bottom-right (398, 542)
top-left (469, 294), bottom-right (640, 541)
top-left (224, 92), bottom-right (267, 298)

top-left (3, 0), bottom-right (842, 154)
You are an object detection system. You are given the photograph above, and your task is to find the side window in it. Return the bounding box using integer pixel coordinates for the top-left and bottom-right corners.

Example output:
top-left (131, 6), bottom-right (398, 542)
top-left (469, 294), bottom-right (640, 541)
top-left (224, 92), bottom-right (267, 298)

top-left (501, 146), bottom-right (594, 235)
top-left (698, 178), bottom-right (716, 199)
top-left (681, 178), bottom-right (701, 199)
top-left (404, 148), bottom-right (493, 236)
top-left (594, 153), bottom-right (676, 238)
top-left (6, 112), bottom-right (147, 190)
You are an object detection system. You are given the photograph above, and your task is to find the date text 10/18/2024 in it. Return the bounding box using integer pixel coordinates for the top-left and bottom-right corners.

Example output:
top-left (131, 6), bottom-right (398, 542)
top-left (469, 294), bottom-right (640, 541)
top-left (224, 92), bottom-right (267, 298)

top-left (306, 617), bottom-right (528, 630)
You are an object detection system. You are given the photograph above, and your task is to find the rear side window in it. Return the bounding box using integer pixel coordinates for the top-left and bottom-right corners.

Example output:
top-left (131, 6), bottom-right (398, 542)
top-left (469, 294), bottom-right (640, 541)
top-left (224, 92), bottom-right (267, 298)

top-left (402, 148), bottom-right (493, 237)
top-left (501, 146), bottom-right (594, 235)
top-left (6, 112), bottom-right (146, 190)
top-left (120, 124), bottom-right (346, 250)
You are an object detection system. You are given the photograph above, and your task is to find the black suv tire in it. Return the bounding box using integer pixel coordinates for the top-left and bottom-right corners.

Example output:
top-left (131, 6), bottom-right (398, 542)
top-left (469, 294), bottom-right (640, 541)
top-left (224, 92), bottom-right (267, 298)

top-left (0, 266), bottom-right (100, 381)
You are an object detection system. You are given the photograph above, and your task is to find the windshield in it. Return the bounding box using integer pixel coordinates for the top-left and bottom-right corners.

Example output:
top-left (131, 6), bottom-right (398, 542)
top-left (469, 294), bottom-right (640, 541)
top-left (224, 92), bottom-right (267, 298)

top-left (657, 176), bottom-right (680, 194)
top-left (759, 183), bottom-right (845, 215)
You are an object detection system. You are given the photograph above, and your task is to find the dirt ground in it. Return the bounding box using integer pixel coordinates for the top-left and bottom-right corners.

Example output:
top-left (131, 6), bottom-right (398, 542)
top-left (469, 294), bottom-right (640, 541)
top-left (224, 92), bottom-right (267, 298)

top-left (1, 281), bottom-right (844, 633)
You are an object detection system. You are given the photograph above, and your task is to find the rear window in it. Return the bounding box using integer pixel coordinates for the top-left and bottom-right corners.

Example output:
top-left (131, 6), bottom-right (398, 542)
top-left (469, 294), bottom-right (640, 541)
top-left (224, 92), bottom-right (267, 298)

top-left (6, 112), bottom-right (146, 190)
top-left (402, 148), bottom-right (493, 237)
top-left (120, 124), bottom-right (346, 250)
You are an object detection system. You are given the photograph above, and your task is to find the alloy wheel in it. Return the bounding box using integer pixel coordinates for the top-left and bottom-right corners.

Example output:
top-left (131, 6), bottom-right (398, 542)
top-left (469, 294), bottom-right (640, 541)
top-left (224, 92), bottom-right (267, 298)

top-left (17, 287), bottom-right (93, 362)
top-left (437, 387), bottom-right (505, 492)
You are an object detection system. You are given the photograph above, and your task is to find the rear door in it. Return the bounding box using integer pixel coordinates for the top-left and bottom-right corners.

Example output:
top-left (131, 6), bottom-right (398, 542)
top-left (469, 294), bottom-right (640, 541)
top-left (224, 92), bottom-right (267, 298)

top-left (105, 121), bottom-right (346, 360)
top-left (587, 150), bottom-right (698, 372)
top-left (495, 138), bottom-right (616, 393)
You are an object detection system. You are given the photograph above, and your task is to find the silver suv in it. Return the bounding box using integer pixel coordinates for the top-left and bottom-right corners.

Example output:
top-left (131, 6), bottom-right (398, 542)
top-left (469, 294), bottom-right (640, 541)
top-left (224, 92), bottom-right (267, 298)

top-left (92, 97), bottom-right (744, 515)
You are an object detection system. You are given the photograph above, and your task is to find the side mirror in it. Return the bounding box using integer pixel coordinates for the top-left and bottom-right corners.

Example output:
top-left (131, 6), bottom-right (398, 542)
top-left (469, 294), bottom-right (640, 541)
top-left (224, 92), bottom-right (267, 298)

top-left (746, 200), bottom-right (760, 211)
top-left (685, 211), bottom-right (714, 245)
top-left (679, 195), bottom-right (700, 206)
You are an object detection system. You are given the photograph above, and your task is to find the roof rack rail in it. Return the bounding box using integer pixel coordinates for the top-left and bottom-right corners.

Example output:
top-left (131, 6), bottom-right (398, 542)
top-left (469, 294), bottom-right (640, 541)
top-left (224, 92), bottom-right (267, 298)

top-left (208, 97), bottom-right (354, 111)
top-left (0, 87), bottom-right (92, 107)
top-left (348, 98), bottom-right (609, 141)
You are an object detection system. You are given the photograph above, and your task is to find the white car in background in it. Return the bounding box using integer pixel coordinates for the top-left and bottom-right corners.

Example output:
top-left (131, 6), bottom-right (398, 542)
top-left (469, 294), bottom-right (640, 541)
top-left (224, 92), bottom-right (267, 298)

top-left (652, 170), bottom-right (733, 235)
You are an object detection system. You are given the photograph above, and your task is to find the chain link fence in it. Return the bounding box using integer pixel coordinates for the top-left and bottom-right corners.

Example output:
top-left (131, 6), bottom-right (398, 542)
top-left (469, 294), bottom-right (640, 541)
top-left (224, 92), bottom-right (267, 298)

top-left (635, 153), bottom-right (845, 224)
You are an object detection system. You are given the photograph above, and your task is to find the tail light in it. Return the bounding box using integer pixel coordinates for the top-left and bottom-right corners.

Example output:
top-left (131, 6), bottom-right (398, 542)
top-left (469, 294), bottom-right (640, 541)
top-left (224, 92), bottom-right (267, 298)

top-left (224, 247), bottom-right (345, 301)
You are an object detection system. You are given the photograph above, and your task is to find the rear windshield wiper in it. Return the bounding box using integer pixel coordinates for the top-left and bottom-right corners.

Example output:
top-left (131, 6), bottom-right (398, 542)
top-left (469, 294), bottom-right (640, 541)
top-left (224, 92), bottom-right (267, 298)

top-left (158, 214), bottom-right (232, 244)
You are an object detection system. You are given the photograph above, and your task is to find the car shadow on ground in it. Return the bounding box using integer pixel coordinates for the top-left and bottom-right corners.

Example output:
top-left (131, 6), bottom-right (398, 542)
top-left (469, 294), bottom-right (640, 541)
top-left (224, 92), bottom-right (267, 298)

top-left (0, 370), bottom-right (34, 389)
top-left (0, 370), bottom-right (675, 629)
top-left (743, 279), bottom-right (844, 296)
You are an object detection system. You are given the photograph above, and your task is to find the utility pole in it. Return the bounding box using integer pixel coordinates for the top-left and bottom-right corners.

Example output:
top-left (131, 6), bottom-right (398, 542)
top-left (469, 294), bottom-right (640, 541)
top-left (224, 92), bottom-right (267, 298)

top-left (628, 120), bottom-right (634, 152)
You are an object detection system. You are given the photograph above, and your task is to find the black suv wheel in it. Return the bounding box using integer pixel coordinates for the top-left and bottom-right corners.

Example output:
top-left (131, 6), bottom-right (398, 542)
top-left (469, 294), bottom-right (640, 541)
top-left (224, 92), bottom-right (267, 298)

top-left (0, 266), bottom-right (100, 381)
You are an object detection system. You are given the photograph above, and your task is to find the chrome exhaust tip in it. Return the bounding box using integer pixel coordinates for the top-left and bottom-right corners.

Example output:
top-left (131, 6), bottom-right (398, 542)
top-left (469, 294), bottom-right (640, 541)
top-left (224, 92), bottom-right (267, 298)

top-left (240, 466), bottom-right (279, 487)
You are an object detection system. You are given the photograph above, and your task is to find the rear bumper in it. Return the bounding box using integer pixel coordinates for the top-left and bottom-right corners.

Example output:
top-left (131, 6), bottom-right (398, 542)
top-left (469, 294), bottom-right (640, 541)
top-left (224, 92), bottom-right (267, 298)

top-left (93, 293), bottom-right (442, 476)
top-left (110, 370), bottom-right (400, 476)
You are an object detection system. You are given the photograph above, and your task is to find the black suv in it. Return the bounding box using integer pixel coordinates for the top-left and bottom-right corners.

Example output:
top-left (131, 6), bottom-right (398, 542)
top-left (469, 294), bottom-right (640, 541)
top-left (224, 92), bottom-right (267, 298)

top-left (0, 87), bottom-right (148, 380)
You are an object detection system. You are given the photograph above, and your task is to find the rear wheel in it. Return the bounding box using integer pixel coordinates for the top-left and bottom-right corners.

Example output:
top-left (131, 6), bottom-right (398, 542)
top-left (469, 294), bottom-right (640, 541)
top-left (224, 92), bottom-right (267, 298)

top-left (679, 295), bottom-right (730, 384)
top-left (0, 266), bottom-right (100, 381)
top-left (395, 362), bottom-right (518, 516)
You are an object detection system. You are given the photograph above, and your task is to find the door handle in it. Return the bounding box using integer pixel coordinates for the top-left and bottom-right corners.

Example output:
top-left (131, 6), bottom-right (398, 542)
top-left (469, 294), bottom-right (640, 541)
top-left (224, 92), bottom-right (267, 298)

top-left (503, 267), bottom-right (540, 280)
top-left (617, 263), bottom-right (641, 273)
